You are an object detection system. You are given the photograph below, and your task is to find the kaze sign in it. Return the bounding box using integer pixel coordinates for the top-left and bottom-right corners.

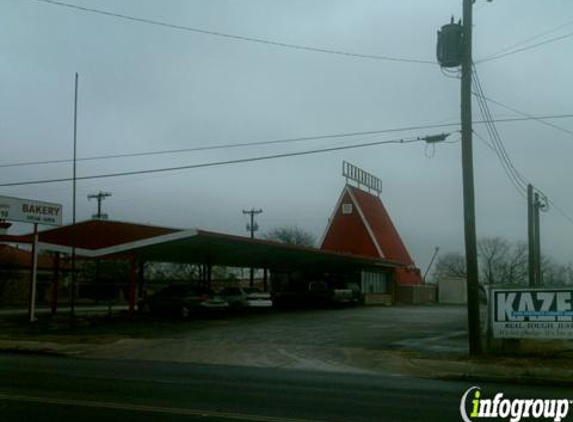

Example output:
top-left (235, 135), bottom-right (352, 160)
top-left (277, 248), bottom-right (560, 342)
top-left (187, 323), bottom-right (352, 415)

top-left (0, 195), bottom-right (62, 226)
top-left (491, 288), bottom-right (573, 339)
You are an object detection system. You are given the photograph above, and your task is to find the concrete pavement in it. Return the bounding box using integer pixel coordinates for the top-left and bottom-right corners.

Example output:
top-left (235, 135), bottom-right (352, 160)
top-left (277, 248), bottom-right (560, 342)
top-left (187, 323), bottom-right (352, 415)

top-left (0, 305), bottom-right (571, 384)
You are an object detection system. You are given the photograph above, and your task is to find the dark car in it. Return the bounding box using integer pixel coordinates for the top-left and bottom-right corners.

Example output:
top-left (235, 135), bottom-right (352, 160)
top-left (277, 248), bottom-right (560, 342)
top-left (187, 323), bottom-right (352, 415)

top-left (139, 285), bottom-right (229, 318)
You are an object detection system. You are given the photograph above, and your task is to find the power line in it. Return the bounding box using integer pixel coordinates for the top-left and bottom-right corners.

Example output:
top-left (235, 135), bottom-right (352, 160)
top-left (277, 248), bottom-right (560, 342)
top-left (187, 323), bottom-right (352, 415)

top-left (472, 65), bottom-right (527, 197)
top-left (472, 65), bottom-right (573, 228)
top-left (478, 19), bottom-right (573, 62)
top-left (3, 114), bottom-right (573, 169)
top-left (472, 129), bottom-right (496, 152)
top-left (0, 135), bottom-right (428, 187)
top-left (477, 30), bottom-right (573, 63)
top-left (0, 124), bottom-right (449, 169)
top-left (474, 69), bottom-right (528, 191)
top-left (547, 198), bottom-right (573, 226)
top-left (473, 93), bottom-right (573, 138)
top-left (28, 0), bottom-right (434, 64)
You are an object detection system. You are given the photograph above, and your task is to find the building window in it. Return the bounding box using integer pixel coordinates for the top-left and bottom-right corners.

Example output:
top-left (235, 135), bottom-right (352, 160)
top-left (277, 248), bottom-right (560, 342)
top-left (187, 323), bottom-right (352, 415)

top-left (361, 272), bottom-right (388, 294)
top-left (342, 203), bottom-right (353, 215)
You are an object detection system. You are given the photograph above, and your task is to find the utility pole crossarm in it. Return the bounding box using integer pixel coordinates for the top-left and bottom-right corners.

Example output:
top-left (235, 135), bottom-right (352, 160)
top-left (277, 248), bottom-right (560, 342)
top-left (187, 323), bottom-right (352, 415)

top-left (88, 191), bottom-right (112, 219)
top-left (242, 208), bottom-right (263, 239)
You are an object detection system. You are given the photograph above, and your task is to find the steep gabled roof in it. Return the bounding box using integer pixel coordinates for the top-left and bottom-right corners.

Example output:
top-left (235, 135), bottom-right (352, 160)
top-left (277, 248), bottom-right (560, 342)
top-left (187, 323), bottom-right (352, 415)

top-left (320, 184), bottom-right (416, 266)
top-left (346, 185), bottom-right (415, 265)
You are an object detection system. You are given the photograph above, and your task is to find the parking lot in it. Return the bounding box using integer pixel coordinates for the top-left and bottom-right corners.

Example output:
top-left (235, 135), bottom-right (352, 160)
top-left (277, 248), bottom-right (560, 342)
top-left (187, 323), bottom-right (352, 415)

top-left (76, 304), bottom-right (469, 373)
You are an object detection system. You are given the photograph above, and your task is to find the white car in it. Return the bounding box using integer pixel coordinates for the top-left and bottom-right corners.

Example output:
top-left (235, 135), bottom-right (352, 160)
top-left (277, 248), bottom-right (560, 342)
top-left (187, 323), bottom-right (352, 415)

top-left (220, 287), bottom-right (273, 309)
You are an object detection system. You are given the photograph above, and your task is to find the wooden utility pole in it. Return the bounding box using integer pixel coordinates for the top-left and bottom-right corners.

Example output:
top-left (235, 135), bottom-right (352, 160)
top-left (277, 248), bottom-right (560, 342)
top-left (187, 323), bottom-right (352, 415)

top-left (528, 184), bottom-right (536, 286)
top-left (88, 191), bottom-right (112, 219)
top-left (243, 208), bottom-right (262, 287)
top-left (527, 184), bottom-right (544, 286)
top-left (534, 192), bottom-right (542, 285)
top-left (461, 0), bottom-right (482, 355)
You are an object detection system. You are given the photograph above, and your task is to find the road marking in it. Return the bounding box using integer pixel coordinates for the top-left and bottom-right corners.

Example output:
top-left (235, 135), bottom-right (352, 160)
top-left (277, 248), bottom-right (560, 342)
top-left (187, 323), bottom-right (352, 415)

top-left (0, 393), bottom-right (334, 422)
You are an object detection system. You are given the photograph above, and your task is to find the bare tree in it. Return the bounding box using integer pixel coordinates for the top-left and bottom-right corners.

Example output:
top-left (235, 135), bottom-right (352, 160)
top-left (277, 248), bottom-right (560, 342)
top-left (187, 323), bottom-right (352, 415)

top-left (432, 252), bottom-right (466, 282)
top-left (433, 237), bottom-right (528, 285)
top-left (145, 262), bottom-right (200, 281)
top-left (541, 256), bottom-right (571, 286)
top-left (503, 241), bottom-right (528, 285)
top-left (477, 237), bottom-right (527, 285)
top-left (263, 226), bottom-right (316, 247)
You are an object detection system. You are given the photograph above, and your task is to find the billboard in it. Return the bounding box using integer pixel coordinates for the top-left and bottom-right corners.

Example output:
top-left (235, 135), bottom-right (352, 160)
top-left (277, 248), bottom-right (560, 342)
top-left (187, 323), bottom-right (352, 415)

top-left (490, 287), bottom-right (573, 339)
top-left (0, 195), bottom-right (62, 226)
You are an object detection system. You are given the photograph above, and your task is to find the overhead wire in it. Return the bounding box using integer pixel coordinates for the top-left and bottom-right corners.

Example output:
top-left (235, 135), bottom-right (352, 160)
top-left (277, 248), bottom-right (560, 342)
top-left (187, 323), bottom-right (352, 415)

top-left (27, 0), bottom-right (434, 65)
top-left (473, 94), bottom-right (573, 138)
top-left (0, 124), bottom-right (456, 169)
top-left (478, 18), bottom-right (573, 62)
top-left (547, 198), bottom-right (573, 226)
top-left (476, 30), bottom-right (573, 63)
top-left (471, 64), bottom-right (527, 197)
top-left (472, 65), bottom-right (573, 227)
top-left (472, 129), bottom-right (496, 153)
top-left (0, 135), bottom-right (427, 188)
top-left (2, 114), bottom-right (573, 170)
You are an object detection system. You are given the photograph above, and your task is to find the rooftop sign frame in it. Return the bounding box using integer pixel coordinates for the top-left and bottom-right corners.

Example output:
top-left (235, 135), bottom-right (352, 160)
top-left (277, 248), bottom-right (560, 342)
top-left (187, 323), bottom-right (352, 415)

top-left (342, 161), bottom-right (382, 195)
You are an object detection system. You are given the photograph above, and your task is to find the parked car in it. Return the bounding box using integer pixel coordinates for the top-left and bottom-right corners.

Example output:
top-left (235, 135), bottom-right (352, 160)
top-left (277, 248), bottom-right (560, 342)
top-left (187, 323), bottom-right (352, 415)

top-left (331, 282), bottom-right (363, 305)
top-left (219, 287), bottom-right (273, 309)
top-left (273, 280), bottom-right (332, 308)
top-left (139, 284), bottom-right (229, 317)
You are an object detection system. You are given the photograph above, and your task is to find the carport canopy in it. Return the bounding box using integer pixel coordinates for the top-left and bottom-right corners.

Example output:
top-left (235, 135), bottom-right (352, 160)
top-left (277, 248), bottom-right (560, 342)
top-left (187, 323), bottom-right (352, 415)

top-left (2, 219), bottom-right (399, 272)
top-left (1, 220), bottom-right (401, 316)
top-left (104, 229), bottom-right (400, 272)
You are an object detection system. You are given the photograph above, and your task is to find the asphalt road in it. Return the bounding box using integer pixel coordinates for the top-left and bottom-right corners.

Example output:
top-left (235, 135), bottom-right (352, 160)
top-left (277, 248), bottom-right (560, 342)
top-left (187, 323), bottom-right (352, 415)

top-left (0, 354), bottom-right (571, 422)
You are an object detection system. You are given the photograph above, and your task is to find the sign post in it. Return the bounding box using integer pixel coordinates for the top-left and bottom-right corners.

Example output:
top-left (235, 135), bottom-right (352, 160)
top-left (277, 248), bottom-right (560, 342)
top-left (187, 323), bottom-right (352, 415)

top-left (0, 195), bottom-right (62, 322)
top-left (29, 224), bottom-right (39, 322)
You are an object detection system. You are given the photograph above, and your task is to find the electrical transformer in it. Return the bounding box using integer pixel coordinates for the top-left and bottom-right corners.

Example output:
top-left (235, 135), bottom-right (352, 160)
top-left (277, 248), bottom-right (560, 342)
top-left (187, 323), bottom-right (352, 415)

top-left (436, 18), bottom-right (463, 68)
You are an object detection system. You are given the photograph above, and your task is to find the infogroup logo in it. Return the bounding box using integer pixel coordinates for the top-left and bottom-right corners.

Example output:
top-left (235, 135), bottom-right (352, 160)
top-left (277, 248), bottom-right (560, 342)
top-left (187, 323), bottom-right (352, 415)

top-left (460, 387), bottom-right (571, 422)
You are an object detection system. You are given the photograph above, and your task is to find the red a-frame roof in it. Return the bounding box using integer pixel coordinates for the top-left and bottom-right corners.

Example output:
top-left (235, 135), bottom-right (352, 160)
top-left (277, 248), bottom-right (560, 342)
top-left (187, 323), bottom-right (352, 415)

top-left (320, 184), bottom-right (422, 285)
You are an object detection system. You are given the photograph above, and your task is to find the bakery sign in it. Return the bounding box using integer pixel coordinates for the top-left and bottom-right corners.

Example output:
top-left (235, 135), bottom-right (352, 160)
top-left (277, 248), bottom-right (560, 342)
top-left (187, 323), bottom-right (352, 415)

top-left (0, 195), bottom-right (62, 226)
top-left (491, 288), bottom-right (573, 340)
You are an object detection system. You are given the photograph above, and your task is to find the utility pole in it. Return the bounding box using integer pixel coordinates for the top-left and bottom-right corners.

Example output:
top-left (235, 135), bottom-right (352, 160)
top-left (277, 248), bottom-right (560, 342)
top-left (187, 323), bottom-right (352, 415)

top-left (527, 184), bottom-right (536, 286)
top-left (527, 184), bottom-right (546, 286)
top-left (243, 208), bottom-right (262, 239)
top-left (460, 0), bottom-right (482, 356)
top-left (534, 192), bottom-right (543, 285)
top-left (88, 191), bottom-right (112, 219)
top-left (243, 208), bottom-right (262, 286)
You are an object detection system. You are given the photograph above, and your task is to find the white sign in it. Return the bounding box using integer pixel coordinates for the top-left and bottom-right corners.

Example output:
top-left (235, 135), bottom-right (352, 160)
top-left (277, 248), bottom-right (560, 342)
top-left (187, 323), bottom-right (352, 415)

top-left (0, 195), bottom-right (62, 226)
top-left (490, 288), bottom-right (573, 340)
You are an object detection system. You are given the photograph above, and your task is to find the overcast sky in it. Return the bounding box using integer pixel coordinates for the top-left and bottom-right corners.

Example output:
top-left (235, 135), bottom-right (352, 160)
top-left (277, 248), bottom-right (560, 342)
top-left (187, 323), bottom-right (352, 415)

top-left (1, 0), bottom-right (572, 272)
